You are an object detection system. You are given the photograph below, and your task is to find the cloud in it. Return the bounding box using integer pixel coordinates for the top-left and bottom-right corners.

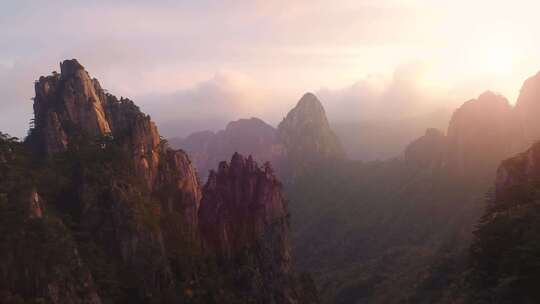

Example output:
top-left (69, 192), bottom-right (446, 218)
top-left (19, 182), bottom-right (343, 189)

top-left (317, 62), bottom-right (459, 123)
top-left (138, 71), bottom-right (274, 137)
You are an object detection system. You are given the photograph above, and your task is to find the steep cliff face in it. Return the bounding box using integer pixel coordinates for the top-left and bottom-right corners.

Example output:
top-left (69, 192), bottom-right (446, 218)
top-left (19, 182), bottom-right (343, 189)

top-left (199, 153), bottom-right (288, 258)
top-left (31, 59), bottom-right (168, 189)
top-left (32, 60), bottom-right (111, 155)
top-left (199, 153), bottom-right (316, 303)
top-left (27, 60), bottom-right (208, 300)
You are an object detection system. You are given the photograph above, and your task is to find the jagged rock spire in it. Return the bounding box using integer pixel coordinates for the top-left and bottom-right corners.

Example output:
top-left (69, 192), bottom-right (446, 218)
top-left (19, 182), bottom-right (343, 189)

top-left (32, 59), bottom-right (111, 155)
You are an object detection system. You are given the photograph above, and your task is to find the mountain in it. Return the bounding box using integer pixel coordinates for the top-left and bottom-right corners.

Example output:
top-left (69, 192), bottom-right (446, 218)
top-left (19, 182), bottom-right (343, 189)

top-left (170, 117), bottom-right (285, 180)
top-left (288, 81), bottom-right (540, 303)
top-left (0, 59), bottom-right (317, 303)
top-left (431, 74), bottom-right (540, 303)
top-left (171, 92), bottom-right (345, 180)
top-left (444, 91), bottom-right (516, 182)
top-left (164, 71), bottom-right (540, 303)
top-left (277, 92), bottom-right (346, 176)
top-left (404, 128), bottom-right (446, 169)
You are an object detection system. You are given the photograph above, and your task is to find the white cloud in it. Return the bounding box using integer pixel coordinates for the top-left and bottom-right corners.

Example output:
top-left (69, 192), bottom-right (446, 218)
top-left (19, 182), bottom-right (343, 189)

top-left (138, 71), bottom-right (275, 137)
top-left (318, 62), bottom-right (459, 124)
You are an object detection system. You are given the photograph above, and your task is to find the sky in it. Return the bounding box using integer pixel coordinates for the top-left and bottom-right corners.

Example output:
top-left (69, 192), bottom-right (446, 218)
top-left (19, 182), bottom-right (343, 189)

top-left (1, 0), bottom-right (540, 137)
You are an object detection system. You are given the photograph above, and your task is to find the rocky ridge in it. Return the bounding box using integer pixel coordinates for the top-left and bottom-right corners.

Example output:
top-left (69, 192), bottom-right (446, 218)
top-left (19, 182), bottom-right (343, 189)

top-left (0, 60), bottom-right (316, 303)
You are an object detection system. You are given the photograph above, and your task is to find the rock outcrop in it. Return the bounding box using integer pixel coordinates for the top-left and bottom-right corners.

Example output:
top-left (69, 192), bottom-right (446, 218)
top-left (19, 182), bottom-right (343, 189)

top-left (199, 153), bottom-right (288, 258)
top-left (32, 60), bottom-right (111, 155)
top-left (277, 93), bottom-right (346, 176)
top-left (27, 60), bottom-right (204, 299)
top-left (199, 153), bottom-right (315, 303)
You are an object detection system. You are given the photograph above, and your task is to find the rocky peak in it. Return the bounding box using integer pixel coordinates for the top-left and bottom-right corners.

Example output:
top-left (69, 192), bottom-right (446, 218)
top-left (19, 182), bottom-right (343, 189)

top-left (32, 59), bottom-right (111, 155)
top-left (25, 59), bottom-right (205, 298)
top-left (29, 59), bottom-right (170, 188)
top-left (277, 93), bottom-right (346, 176)
top-left (280, 92), bottom-right (329, 129)
top-left (404, 128), bottom-right (446, 168)
top-left (198, 152), bottom-right (304, 303)
top-left (59, 58), bottom-right (86, 77)
top-left (199, 152), bottom-right (287, 258)
top-left (445, 91), bottom-right (514, 180)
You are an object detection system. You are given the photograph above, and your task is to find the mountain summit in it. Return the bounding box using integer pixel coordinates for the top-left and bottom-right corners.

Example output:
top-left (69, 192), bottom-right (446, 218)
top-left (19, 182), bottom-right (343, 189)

top-left (277, 92), bottom-right (346, 175)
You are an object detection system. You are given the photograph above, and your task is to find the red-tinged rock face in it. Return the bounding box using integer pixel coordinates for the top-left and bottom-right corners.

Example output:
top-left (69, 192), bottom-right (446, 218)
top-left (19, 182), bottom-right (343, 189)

top-left (199, 152), bottom-right (288, 257)
top-left (198, 152), bottom-right (304, 303)
top-left (27, 189), bottom-right (44, 219)
top-left (26, 59), bottom-right (205, 298)
top-left (33, 60), bottom-right (111, 155)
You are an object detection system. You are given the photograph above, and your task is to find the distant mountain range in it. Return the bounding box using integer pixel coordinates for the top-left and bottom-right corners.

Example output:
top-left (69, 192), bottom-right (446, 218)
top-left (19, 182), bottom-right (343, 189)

top-left (170, 92), bottom-right (346, 181)
top-left (287, 72), bottom-right (540, 303)
top-left (170, 69), bottom-right (540, 303)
